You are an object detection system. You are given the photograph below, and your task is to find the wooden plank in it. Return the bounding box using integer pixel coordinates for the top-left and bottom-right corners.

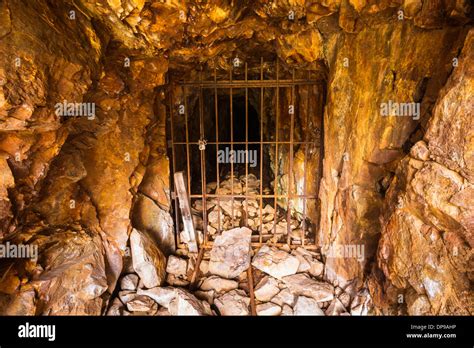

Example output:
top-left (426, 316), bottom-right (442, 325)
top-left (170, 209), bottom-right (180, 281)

top-left (174, 171), bottom-right (198, 253)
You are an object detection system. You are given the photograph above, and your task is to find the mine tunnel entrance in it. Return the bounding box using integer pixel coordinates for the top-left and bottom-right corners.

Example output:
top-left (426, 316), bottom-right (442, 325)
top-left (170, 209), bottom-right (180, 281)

top-left (167, 59), bottom-right (324, 252)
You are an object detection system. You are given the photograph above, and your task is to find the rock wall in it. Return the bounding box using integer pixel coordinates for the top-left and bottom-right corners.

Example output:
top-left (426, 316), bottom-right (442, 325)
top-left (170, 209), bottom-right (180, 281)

top-left (369, 29), bottom-right (474, 315)
top-left (318, 19), bottom-right (468, 293)
top-left (0, 0), bottom-right (171, 315)
top-left (0, 0), bottom-right (472, 315)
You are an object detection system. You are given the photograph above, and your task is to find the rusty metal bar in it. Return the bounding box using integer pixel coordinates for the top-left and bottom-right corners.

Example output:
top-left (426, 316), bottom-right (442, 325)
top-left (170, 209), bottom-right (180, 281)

top-left (172, 141), bottom-right (317, 145)
top-left (273, 60), bottom-right (279, 238)
top-left (192, 241), bottom-right (319, 251)
top-left (302, 71), bottom-right (311, 247)
top-left (189, 247), bottom-right (205, 288)
top-left (169, 84), bottom-right (180, 248)
top-left (230, 60), bottom-right (234, 228)
top-left (287, 69), bottom-right (295, 245)
top-left (189, 194), bottom-right (317, 199)
top-left (199, 68), bottom-right (208, 247)
top-left (247, 266), bottom-right (257, 316)
top-left (259, 57), bottom-right (264, 245)
top-left (179, 79), bottom-right (319, 88)
top-left (316, 78), bottom-right (325, 244)
top-left (214, 63), bottom-right (221, 234)
top-left (245, 62), bottom-right (249, 228)
top-left (184, 83), bottom-right (192, 209)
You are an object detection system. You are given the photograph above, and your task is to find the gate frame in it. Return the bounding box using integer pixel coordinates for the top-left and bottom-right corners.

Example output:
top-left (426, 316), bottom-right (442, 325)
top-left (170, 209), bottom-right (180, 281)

top-left (168, 58), bottom-right (323, 252)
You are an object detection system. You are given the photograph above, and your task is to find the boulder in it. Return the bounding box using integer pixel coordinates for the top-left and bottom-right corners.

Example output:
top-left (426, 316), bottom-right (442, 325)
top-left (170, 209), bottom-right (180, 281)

top-left (281, 304), bottom-right (294, 316)
top-left (209, 227), bottom-right (252, 279)
top-left (254, 276), bottom-right (280, 302)
top-left (168, 288), bottom-right (212, 316)
top-left (120, 274), bottom-right (139, 291)
top-left (252, 245), bottom-right (300, 279)
top-left (293, 296), bottom-right (325, 315)
top-left (214, 289), bottom-right (250, 316)
top-left (256, 302), bottom-right (282, 316)
top-left (199, 276), bottom-right (238, 294)
top-left (282, 274), bottom-right (334, 302)
top-left (137, 287), bottom-right (176, 308)
top-left (166, 255), bottom-right (188, 277)
top-left (130, 229), bottom-right (166, 288)
top-left (126, 295), bottom-right (156, 312)
top-left (325, 298), bottom-right (347, 316)
top-left (271, 288), bottom-right (296, 307)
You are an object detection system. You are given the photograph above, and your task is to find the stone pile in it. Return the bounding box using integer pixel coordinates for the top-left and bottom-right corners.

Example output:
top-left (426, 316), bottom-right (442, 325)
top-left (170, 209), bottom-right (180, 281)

top-left (186, 173), bottom-right (313, 245)
top-left (108, 226), bottom-right (371, 316)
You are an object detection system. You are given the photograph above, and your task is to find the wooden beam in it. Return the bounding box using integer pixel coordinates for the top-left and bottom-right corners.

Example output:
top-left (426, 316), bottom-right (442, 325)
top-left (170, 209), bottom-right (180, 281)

top-left (174, 172), bottom-right (198, 253)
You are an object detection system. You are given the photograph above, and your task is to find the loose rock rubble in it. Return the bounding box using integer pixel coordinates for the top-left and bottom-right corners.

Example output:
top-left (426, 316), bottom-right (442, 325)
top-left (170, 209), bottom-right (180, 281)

top-left (108, 224), bottom-right (370, 316)
top-left (186, 174), bottom-right (315, 245)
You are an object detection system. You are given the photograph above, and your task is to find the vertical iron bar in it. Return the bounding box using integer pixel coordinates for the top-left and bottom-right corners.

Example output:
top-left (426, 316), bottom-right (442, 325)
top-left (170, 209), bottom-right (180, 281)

top-left (247, 266), bottom-right (257, 316)
top-left (316, 77), bottom-right (325, 245)
top-left (199, 68), bottom-right (208, 247)
top-left (259, 58), bottom-right (264, 245)
top-left (302, 71), bottom-right (311, 247)
top-left (169, 83), bottom-right (180, 248)
top-left (230, 60), bottom-right (234, 228)
top-left (273, 60), bottom-right (279, 238)
top-left (287, 69), bottom-right (295, 245)
top-left (184, 83), bottom-right (192, 211)
top-left (214, 63), bottom-right (221, 235)
top-left (245, 62), bottom-right (249, 228)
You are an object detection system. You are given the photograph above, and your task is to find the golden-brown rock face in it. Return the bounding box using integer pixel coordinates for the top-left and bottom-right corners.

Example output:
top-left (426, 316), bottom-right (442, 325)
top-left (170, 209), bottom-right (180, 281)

top-left (371, 29), bottom-right (474, 315)
top-left (0, 0), bottom-right (472, 315)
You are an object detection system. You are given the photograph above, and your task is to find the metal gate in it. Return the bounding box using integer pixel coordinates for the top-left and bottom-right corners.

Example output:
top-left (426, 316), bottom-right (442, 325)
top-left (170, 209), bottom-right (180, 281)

top-left (168, 58), bottom-right (322, 253)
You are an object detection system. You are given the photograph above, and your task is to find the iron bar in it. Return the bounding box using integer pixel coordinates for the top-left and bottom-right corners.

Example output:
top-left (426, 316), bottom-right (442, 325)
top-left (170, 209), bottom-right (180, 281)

top-left (247, 266), bottom-right (256, 316)
top-left (214, 63), bottom-right (221, 234)
top-left (179, 79), bottom-right (320, 88)
top-left (230, 60), bottom-right (234, 228)
top-left (184, 83), bottom-right (192, 211)
top-left (273, 60), bottom-right (279, 238)
top-left (199, 68), bottom-right (208, 247)
top-left (169, 86), bottom-right (180, 248)
top-left (302, 72), bottom-right (311, 247)
top-left (189, 194), bottom-right (317, 199)
top-left (172, 141), bottom-right (318, 145)
top-left (245, 62), bottom-right (249, 228)
top-left (287, 69), bottom-right (295, 245)
top-left (259, 57), bottom-right (264, 246)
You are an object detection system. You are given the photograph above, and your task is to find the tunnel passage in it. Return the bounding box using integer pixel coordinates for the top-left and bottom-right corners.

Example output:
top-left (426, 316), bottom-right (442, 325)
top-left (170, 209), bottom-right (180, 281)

top-left (167, 60), bottom-right (325, 251)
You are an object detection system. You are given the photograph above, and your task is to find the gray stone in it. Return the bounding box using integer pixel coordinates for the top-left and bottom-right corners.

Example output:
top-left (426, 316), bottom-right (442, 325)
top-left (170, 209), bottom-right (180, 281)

top-left (169, 288), bottom-right (212, 316)
top-left (254, 276), bottom-right (280, 302)
top-left (209, 227), bottom-right (252, 279)
top-left (252, 245), bottom-right (300, 279)
top-left (120, 274), bottom-right (139, 291)
top-left (325, 298), bottom-right (347, 316)
top-left (282, 274), bottom-right (334, 302)
top-left (215, 289), bottom-right (250, 316)
top-left (118, 290), bottom-right (136, 304)
top-left (293, 296), bottom-right (325, 315)
top-left (281, 304), bottom-right (294, 316)
top-left (271, 288), bottom-right (296, 307)
top-left (126, 295), bottom-right (156, 312)
top-left (136, 287), bottom-right (175, 308)
top-left (130, 229), bottom-right (166, 288)
top-left (256, 302), bottom-right (282, 316)
top-left (166, 255), bottom-right (188, 277)
top-left (199, 275), bottom-right (238, 294)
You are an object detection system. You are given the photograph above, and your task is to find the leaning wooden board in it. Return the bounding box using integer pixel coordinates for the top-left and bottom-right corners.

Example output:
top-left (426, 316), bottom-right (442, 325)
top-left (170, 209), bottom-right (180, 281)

top-left (174, 171), bottom-right (199, 253)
